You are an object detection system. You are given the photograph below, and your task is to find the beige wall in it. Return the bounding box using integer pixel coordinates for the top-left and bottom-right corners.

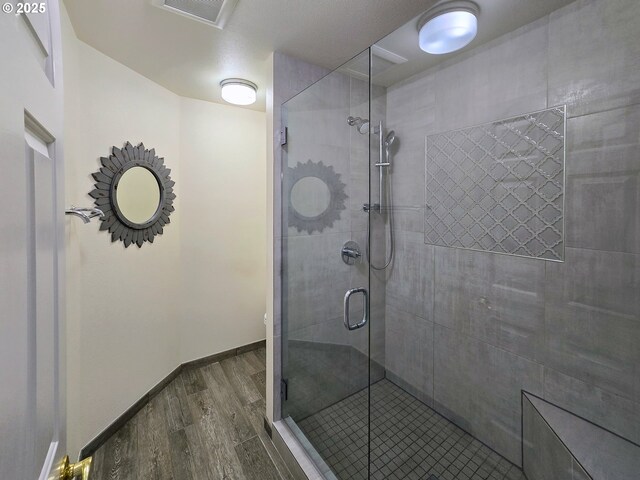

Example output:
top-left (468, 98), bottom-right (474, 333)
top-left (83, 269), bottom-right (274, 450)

top-left (179, 97), bottom-right (266, 362)
top-left (62, 8), bottom-right (182, 457)
top-left (62, 6), bottom-right (266, 456)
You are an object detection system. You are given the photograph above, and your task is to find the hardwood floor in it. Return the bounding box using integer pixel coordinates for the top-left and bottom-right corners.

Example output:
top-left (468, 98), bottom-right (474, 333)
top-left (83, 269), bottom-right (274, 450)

top-left (90, 348), bottom-right (293, 480)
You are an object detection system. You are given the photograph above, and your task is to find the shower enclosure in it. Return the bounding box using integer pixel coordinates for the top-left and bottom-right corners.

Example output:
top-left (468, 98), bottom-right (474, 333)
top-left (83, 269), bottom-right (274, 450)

top-left (278, 1), bottom-right (640, 478)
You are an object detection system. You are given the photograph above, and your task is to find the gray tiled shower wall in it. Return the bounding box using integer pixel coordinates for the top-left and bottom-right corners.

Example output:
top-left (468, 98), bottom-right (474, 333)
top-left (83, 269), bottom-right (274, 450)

top-left (282, 52), bottom-right (390, 417)
top-left (383, 0), bottom-right (640, 466)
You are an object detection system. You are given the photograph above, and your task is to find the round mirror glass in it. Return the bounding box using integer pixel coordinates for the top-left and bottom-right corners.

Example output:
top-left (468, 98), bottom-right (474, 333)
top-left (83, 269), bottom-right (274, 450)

top-left (116, 167), bottom-right (161, 224)
top-left (290, 176), bottom-right (331, 218)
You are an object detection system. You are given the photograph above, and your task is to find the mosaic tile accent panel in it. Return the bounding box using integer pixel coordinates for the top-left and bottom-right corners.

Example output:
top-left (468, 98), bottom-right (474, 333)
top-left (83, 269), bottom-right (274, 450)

top-left (425, 106), bottom-right (565, 260)
top-left (297, 379), bottom-right (527, 480)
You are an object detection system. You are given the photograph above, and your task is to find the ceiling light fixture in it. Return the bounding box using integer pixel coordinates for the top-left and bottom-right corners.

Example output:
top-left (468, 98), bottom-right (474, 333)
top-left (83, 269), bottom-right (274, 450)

top-left (220, 78), bottom-right (257, 105)
top-left (418, 1), bottom-right (480, 55)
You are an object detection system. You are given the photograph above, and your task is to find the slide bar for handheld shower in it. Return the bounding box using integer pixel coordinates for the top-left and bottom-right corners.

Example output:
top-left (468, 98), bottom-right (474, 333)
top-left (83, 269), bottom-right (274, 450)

top-left (377, 120), bottom-right (385, 207)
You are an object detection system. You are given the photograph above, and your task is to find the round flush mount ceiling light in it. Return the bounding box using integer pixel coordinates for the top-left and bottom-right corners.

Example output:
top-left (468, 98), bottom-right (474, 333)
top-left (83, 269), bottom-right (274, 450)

top-left (418, 1), bottom-right (480, 55)
top-left (220, 78), bottom-right (258, 105)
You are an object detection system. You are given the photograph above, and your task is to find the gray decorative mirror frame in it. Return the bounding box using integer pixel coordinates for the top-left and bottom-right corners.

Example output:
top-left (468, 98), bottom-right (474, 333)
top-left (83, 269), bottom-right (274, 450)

top-left (90, 142), bottom-right (176, 248)
top-left (287, 159), bottom-right (347, 234)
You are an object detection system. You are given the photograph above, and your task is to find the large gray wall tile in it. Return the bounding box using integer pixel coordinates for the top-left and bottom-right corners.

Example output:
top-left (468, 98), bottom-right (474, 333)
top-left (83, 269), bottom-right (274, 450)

top-left (434, 247), bottom-right (545, 361)
top-left (433, 325), bottom-right (543, 465)
top-left (565, 104), bottom-right (640, 253)
top-left (543, 368), bottom-right (640, 445)
top-left (386, 66), bottom-right (437, 136)
top-left (347, 141), bottom-right (369, 234)
top-left (544, 248), bottom-right (640, 403)
top-left (284, 71), bottom-right (352, 237)
top-left (385, 232), bottom-right (434, 319)
top-left (365, 212), bottom-right (393, 272)
top-left (548, 0), bottom-right (640, 117)
top-left (432, 16), bottom-right (548, 133)
top-left (284, 233), bottom-right (351, 332)
top-left (386, 69), bottom-right (437, 234)
top-left (274, 50), bottom-right (331, 268)
top-left (350, 79), bottom-right (385, 232)
top-left (274, 53), bottom-right (330, 241)
top-left (384, 304), bottom-right (434, 402)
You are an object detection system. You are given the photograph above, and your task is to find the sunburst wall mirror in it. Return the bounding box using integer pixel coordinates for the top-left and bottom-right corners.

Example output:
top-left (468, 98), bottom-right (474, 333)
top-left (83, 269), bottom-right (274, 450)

top-left (90, 142), bottom-right (176, 248)
top-left (287, 159), bottom-right (347, 234)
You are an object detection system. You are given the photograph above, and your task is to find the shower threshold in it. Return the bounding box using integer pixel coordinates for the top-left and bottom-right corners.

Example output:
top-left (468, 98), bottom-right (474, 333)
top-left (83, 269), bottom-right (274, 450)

top-left (294, 379), bottom-right (526, 480)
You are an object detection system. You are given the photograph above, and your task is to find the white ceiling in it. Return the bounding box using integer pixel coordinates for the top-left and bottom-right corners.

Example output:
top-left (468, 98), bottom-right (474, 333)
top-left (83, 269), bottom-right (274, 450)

top-left (63, 0), bottom-right (432, 111)
top-left (64, 0), bottom-right (574, 111)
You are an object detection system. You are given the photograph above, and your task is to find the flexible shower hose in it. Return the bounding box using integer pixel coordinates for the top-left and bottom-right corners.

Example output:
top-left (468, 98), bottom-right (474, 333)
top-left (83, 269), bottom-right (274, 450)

top-left (366, 173), bottom-right (394, 270)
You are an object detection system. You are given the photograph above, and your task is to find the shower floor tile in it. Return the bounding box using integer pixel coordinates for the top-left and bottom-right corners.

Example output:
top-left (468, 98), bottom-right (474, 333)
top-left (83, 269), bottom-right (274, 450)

top-left (297, 379), bottom-right (526, 480)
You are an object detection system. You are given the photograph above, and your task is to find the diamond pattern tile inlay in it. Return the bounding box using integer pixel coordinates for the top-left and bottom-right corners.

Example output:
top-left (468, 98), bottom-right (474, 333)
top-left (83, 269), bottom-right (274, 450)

top-left (425, 106), bottom-right (565, 260)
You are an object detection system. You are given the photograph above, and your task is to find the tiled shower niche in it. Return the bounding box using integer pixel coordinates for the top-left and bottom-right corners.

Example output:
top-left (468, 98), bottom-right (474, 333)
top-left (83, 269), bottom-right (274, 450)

top-left (425, 106), bottom-right (565, 260)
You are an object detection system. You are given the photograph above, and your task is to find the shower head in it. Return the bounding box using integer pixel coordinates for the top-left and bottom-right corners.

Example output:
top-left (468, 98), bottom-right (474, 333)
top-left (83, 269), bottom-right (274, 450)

top-left (347, 116), bottom-right (370, 135)
top-left (384, 130), bottom-right (396, 161)
top-left (384, 130), bottom-right (396, 148)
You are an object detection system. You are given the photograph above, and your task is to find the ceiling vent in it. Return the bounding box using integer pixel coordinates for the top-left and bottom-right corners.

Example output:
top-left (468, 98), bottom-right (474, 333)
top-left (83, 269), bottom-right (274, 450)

top-left (151, 0), bottom-right (239, 29)
top-left (339, 45), bottom-right (408, 81)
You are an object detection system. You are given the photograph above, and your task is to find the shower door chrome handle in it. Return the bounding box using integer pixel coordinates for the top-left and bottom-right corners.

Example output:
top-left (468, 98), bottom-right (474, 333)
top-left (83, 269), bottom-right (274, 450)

top-left (344, 287), bottom-right (368, 331)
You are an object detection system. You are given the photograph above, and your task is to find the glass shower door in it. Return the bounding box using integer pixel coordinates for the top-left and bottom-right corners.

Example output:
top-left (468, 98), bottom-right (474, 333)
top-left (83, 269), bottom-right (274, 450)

top-left (281, 50), bottom-right (372, 479)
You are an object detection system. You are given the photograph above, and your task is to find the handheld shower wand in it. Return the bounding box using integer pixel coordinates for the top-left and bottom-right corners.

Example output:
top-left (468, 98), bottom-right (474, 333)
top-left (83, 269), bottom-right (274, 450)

top-left (367, 121), bottom-right (395, 270)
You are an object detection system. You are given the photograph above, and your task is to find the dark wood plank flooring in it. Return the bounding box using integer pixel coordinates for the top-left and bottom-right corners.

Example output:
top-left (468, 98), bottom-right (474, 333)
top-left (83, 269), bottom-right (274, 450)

top-left (90, 348), bottom-right (293, 480)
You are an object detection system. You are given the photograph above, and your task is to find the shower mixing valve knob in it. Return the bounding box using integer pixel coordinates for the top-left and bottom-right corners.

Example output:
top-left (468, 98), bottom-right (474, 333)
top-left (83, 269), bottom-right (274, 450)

top-left (341, 241), bottom-right (362, 266)
top-left (363, 203), bottom-right (380, 213)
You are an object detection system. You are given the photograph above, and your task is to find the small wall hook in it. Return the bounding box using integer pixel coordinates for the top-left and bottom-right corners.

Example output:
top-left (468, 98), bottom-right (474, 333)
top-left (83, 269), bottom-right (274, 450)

top-left (65, 206), bottom-right (105, 224)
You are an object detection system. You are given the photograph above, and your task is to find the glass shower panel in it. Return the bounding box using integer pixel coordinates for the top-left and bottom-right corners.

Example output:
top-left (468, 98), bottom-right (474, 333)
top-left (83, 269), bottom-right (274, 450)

top-left (281, 50), bottom-right (372, 479)
top-left (365, 0), bottom-right (640, 479)
top-left (278, 1), bottom-right (639, 478)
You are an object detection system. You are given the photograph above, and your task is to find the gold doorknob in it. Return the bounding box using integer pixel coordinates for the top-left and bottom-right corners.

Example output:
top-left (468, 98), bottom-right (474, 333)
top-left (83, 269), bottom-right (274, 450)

top-left (58, 455), bottom-right (92, 480)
